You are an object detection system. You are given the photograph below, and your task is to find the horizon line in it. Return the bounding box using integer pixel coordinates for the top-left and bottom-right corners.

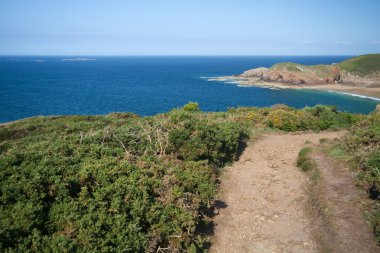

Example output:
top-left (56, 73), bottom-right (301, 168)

top-left (0, 54), bottom-right (360, 57)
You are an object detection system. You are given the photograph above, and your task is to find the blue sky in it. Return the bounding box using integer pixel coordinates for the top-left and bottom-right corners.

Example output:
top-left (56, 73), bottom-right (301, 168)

top-left (1, 0), bottom-right (380, 55)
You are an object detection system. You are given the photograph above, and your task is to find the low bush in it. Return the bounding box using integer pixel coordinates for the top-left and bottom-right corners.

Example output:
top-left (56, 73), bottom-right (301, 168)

top-left (230, 105), bottom-right (358, 131)
top-left (297, 147), bottom-right (315, 171)
top-left (267, 109), bottom-right (306, 131)
top-left (183, 102), bottom-right (200, 112)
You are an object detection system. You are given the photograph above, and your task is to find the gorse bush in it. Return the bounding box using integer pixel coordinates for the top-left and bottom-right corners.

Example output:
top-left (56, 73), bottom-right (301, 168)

top-left (0, 106), bottom-right (248, 252)
top-left (267, 109), bottom-right (304, 131)
top-left (169, 119), bottom-right (247, 166)
top-left (183, 102), bottom-right (200, 112)
top-left (232, 104), bottom-right (359, 131)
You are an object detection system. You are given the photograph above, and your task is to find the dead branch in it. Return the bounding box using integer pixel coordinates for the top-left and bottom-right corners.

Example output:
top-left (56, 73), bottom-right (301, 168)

top-left (139, 121), bottom-right (153, 144)
top-left (79, 131), bottom-right (84, 145)
top-left (156, 246), bottom-right (170, 253)
top-left (113, 134), bottom-right (132, 158)
top-left (101, 126), bottom-right (110, 145)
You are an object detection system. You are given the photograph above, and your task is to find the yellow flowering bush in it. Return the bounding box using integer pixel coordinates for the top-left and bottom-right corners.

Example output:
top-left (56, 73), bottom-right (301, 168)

top-left (267, 109), bottom-right (302, 131)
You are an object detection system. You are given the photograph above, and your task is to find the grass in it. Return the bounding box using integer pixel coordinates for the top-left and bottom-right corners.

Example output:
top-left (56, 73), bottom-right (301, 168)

top-left (269, 54), bottom-right (380, 80)
top-left (339, 54), bottom-right (380, 77)
top-left (297, 147), bottom-right (315, 172)
top-left (327, 112), bottom-right (380, 243)
top-left (271, 62), bottom-right (302, 72)
top-left (329, 147), bottom-right (347, 160)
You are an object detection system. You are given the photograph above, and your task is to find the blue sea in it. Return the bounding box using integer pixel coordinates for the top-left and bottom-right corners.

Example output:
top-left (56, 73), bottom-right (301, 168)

top-left (0, 56), bottom-right (379, 123)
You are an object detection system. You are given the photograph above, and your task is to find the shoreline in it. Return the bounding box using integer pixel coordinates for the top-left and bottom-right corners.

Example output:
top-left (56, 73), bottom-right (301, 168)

top-left (206, 76), bottom-right (380, 101)
top-left (2, 79), bottom-right (379, 126)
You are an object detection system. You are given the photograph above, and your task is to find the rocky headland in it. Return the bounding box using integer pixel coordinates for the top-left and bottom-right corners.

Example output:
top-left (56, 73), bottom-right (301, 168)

top-left (210, 54), bottom-right (380, 99)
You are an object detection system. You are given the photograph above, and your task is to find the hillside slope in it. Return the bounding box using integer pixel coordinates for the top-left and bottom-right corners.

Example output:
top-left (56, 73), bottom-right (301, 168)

top-left (339, 54), bottom-right (380, 77)
top-left (0, 104), bottom-right (358, 252)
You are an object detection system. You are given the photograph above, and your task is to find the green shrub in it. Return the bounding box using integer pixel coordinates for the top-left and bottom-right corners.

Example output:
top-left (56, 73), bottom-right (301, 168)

top-left (168, 113), bottom-right (248, 166)
top-left (0, 108), bottom-right (248, 252)
top-left (183, 102), bottom-right (200, 112)
top-left (225, 105), bottom-right (356, 132)
top-left (267, 109), bottom-right (300, 131)
top-left (303, 105), bottom-right (358, 131)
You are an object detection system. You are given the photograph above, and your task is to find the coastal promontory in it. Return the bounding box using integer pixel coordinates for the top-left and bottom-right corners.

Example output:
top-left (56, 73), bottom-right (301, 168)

top-left (211, 54), bottom-right (380, 98)
top-left (239, 54), bottom-right (380, 85)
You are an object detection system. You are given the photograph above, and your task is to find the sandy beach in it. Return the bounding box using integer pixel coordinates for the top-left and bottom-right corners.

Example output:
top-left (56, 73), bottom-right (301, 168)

top-left (207, 76), bottom-right (380, 101)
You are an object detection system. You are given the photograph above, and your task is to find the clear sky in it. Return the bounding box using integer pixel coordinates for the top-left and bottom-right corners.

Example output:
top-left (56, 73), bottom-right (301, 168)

top-left (1, 0), bottom-right (380, 56)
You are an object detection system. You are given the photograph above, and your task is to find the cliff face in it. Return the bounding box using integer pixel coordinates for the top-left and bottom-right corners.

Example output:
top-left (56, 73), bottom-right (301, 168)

top-left (239, 63), bottom-right (341, 85)
top-left (236, 55), bottom-right (380, 87)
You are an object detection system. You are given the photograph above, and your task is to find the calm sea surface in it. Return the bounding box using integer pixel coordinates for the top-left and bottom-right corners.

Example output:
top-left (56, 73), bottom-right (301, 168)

top-left (0, 56), bottom-right (378, 123)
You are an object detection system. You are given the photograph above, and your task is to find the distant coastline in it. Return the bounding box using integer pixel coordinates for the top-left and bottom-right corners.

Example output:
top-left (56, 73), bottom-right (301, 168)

top-left (206, 76), bottom-right (380, 100)
top-left (207, 54), bottom-right (380, 100)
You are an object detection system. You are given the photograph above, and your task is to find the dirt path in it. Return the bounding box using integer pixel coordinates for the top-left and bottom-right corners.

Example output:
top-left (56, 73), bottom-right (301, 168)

top-left (211, 131), bottom-right (349, 252)
top-left (309, 151), bottom-right (379, 252)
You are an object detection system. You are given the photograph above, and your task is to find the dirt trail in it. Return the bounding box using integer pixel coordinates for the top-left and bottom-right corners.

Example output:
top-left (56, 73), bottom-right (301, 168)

top-left (309, 151), bottom-right (379, 252)
top-left (211, 131), bottom-right (377, 253)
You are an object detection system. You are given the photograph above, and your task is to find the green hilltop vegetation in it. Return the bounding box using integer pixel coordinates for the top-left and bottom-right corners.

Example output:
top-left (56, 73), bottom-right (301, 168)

top-left (267, 54), bottom-right (380, 80)
top-left (339, 54), bottom-right (380, 77)
top-left (1, 102), bottom-right (380, 252)
top-left (271, 62), bottom-right (339, 78)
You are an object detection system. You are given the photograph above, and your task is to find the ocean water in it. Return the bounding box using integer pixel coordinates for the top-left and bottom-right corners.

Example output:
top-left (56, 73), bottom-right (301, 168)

top-left (0, 56), bottom-right (379, 123)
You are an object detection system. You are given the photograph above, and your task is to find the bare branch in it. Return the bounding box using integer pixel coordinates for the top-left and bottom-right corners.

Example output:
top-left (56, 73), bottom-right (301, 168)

top-left (101, 126), bottom-right (110, 145)
top-left (113, 134), bottom-right (132, 158)
top-left (139, 121), bottom-right (153, 144)
top-left (156, 246), bottom-right (170, 253)
top-left (79, 131), bottom-right (84, 145)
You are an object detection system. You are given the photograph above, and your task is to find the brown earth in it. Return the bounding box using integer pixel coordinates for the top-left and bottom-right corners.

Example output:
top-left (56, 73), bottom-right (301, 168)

top-left (211, 132), bottom-right (379, 252)
top-left (309, 150), bottom-right (379, 252)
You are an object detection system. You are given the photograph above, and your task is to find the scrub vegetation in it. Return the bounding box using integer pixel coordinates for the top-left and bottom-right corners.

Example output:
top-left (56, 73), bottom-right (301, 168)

top-left (331, 111), bottom-right (380, 242)
top-left (0, 103), bottom-right (363, 252)
top-left (339, 54), bottom-right (380, 77)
